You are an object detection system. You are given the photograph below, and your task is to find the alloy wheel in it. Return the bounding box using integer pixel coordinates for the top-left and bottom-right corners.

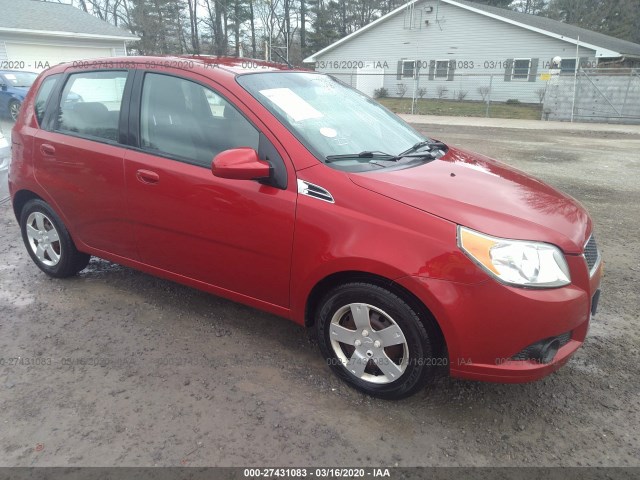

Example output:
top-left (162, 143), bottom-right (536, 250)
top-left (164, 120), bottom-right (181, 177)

top-left (25, 211), bottom-right (62, 267)
top-left (329, 303), bottom-right (409, 384)
top-left (9, 102), bottom-right (20, 121)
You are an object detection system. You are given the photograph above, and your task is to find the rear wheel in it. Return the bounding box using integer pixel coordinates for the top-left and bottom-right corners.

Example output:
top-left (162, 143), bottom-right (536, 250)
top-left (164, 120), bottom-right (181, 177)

top-left (20, 199), bottom-right (90, 277)
top-left (316, 282), bottom-right (438, 399)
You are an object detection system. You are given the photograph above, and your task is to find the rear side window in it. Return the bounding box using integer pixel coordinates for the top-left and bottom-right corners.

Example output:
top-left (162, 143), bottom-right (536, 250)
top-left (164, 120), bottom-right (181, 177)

top-left (56, 71), bottom-right (128, 142)
top-left (140, 73), bottom-right (259, 167)
top-left (34, 74), bottom-right (60, 125)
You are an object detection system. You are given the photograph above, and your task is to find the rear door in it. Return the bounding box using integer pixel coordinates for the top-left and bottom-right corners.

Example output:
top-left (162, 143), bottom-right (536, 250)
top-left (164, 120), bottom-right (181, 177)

top-left (33, 69), bottom-right (138, 259)
top-left (124, 70), bottom-right (297, 307)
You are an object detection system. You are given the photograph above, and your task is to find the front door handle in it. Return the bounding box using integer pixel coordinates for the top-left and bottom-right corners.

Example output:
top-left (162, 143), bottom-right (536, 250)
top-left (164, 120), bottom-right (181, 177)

top-left (40, 144), bottom-right (56, 156)
top-left (136, 169), bottom-right (160, 185)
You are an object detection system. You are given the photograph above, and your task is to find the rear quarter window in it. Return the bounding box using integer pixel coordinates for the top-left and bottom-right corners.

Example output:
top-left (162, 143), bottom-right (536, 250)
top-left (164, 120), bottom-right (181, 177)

top-left (34, 74), bottom-right (60, 126)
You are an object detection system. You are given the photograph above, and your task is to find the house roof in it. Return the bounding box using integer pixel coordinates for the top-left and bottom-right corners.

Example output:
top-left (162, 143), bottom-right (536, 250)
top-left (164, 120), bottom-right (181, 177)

top-left (0, 0), bottom-right (138, 41)
top-left (453, 0), bottom-right (640, 57)
top-left (304, 0), bottom-right (640, 62)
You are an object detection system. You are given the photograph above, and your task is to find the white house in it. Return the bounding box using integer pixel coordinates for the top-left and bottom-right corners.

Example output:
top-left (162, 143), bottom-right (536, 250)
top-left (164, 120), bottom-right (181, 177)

top-left (304, 0), bottom-right (640, 103)
top-left (0, 0), bottom-right (138, 72)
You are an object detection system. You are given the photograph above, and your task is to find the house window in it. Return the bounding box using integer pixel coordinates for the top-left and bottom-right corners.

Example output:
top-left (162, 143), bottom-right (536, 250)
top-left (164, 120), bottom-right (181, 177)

top-left (512, 59), bottom-right (531, 80)
top-left (560, 58), bottom-right (577, 73)
top-left (435, 60), bottom-right (449, 78)
top-left (402, 60), bottom-right (416, 78)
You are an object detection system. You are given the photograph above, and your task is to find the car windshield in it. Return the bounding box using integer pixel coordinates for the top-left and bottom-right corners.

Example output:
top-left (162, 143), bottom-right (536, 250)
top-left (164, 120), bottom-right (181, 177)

top-left (237, 72), bottom-right (432, 171)
top-left (2, 72), bottom-right (37, 88)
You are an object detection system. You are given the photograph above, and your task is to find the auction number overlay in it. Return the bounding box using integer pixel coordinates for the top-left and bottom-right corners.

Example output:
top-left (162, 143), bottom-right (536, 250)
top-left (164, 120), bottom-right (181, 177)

top-left (244, 468), bottom-right (391, 478)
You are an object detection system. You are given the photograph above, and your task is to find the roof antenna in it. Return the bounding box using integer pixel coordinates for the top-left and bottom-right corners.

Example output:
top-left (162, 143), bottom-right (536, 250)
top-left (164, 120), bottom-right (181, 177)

top-left (272, 50), bottom-right (293, 69)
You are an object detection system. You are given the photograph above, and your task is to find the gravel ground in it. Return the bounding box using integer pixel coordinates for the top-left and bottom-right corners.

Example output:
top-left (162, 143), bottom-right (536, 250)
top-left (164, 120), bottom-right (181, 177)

top-left (1, 120), bottom-right (639, 467)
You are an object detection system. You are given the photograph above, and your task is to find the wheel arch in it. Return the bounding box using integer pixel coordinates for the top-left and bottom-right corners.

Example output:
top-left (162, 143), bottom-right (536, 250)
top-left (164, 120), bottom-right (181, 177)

top-left (12, 189), bottom-right (43, 222)
top-left (304, 270), bottom-right (447, 358)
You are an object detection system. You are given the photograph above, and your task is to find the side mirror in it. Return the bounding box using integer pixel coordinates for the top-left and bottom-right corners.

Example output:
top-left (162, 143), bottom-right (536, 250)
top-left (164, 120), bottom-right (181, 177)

top-left (212, 147), bottom-right (271, 181)
top-left (0, 84), bottom-right (7, 91)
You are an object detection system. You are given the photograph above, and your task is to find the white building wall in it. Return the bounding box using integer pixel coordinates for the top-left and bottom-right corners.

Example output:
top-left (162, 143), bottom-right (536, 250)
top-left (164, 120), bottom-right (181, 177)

top-left (0, 33), bottom-right (129, 72)
top-left (313, 1), bottom-right (597, 103)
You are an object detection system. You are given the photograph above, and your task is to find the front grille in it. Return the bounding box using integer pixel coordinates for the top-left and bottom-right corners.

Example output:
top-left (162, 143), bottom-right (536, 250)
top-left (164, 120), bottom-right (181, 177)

top-left (583, 235), bottom-right (600, 275)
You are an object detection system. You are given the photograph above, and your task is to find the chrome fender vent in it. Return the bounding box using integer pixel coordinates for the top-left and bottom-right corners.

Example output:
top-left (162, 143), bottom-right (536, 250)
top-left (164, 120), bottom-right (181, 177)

top-left (583, 234), bottom-right (601, 277)
top-left (297, 179), bottom-right (335, 203)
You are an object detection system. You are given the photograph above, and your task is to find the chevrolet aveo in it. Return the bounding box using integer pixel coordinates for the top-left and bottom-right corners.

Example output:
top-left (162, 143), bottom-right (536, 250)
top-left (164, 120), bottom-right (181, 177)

top-left (9, 57), bottom-right (602, 399)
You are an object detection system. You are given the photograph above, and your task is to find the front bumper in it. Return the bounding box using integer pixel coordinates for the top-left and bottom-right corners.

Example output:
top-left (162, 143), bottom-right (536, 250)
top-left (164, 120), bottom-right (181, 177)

top-left (397, 254), bottom-right (603, 383)
top-left (0, 137), bottom-right (9, 171)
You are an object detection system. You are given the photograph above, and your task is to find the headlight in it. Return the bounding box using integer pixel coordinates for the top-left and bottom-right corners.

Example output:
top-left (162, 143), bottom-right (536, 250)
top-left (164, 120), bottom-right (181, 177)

top-left (458, 226), bottom-right (570, 288)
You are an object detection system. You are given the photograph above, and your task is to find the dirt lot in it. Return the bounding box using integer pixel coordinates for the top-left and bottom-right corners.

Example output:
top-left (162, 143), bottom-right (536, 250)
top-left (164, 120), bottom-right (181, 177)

top-left (1, 119), bottom-right (639, 468)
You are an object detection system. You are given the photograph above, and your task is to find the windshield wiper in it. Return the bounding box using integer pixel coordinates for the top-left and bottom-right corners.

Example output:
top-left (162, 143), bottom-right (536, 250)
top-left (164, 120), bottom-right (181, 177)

top-left (399, 140), bottom-right (447, 157)
top-left (326, 151), bottom-right (400, 163)
top-left (325, 145), bottom-right (442, 166)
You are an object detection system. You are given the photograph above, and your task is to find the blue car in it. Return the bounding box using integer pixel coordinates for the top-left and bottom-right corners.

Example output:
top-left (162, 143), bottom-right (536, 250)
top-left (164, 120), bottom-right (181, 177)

top-left (0, 70), bottom-right (38, 121)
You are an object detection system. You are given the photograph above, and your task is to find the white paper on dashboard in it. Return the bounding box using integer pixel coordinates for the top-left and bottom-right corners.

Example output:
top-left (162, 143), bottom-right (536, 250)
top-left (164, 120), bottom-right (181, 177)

top-left (259, 88), bottom-right (323, 122)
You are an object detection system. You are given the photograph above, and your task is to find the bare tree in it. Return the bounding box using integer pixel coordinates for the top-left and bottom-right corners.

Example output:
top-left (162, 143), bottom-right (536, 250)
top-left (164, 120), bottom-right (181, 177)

top-left (186, 0), bottom-right (200, 53)
top-left (477, 86), bottom-right (491, 102)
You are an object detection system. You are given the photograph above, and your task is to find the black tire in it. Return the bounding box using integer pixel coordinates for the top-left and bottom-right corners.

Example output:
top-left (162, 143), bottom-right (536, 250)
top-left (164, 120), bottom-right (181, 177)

top-left (20, 199), bottom-right (90, 278)
top-left (316, 282), bottom-right (437, 400)
top-left (9, 100), bottom-right (21, 121)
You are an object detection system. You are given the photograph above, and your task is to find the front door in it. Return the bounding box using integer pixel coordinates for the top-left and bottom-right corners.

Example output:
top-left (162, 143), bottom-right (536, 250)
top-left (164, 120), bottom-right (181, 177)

top-left (124, 71), bottom-right (296, 307)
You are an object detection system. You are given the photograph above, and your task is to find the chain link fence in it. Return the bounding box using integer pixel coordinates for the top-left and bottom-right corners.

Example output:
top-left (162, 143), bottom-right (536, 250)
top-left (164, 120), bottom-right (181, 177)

top-left (323, 67), bottom-right (640, 124)
top-left (543, 68), bottom-right (640, 123)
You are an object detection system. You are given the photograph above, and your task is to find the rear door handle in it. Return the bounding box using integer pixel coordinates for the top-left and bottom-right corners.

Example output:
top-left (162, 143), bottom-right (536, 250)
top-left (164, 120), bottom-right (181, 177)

top-left (136, 169), bottom-right (160, 185)
top-left (40, 144), bottom-right (56, 156)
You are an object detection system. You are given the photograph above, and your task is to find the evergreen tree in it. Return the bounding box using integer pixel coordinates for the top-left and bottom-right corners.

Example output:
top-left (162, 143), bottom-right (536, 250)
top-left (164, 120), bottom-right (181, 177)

top-left (130, 0), bottom-right (184, 54)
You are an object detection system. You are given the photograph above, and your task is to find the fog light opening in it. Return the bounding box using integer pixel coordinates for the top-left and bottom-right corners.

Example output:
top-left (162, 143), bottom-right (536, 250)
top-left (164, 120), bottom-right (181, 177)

top-left (539, 339), bottom-right (561, 364)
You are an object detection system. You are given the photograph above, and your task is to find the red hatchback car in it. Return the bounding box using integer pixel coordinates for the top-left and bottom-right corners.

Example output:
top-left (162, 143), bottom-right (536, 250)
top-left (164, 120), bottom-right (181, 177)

top-left (9, 56), bottom-right (602, 399)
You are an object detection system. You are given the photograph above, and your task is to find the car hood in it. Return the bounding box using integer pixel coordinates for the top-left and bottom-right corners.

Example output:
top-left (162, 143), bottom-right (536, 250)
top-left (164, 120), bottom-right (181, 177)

top-left (348, 146), bottom-right (590, 254)
top-left (8, 86), bottom-right (29, 98)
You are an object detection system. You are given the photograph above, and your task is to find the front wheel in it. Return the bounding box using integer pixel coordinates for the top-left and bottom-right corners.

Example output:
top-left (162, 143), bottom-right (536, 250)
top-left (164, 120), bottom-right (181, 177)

top-left (20, 199), bottom-right (90, 278)
top-left (316, 283), bottom-right (438, 399)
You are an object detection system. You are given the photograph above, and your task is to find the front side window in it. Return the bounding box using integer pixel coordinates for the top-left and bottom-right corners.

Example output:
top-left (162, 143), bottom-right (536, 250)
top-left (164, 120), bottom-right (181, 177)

top-left (57, 71), bottom-right (127, 142)
top-left (237, 72), bottom-right (428, 172)
top-left (140, 73), bottom-right (259, 166)
top-left (435, 60), bottom-right (449, 79)
top-left (34, 74), bottom-right (60, 125)
top-left (513, 59), bottom-right (531, 79)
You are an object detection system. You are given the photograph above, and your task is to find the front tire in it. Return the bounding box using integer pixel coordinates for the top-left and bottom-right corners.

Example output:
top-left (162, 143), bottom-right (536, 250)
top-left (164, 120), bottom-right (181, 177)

top-left (316, 282), bottom-right (437, 399)
top-left (20, 199), bottom-right (90, 278)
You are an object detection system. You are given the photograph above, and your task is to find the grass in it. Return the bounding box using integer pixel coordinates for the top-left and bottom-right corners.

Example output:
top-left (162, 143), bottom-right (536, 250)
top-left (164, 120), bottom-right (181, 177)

top-left (377, 97), bottom-right (543, 120)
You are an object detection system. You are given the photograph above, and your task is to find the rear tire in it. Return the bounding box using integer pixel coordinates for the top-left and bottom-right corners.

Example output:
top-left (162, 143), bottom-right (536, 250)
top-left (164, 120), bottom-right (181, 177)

top-left (316, 282), bottom-right (438, 399)
top-left (20, 199), bottom-right (90, 278)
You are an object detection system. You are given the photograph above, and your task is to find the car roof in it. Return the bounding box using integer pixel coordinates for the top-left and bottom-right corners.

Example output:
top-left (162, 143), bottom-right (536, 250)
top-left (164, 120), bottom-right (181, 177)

top-left (43, 56), bottom-right (306, 78)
